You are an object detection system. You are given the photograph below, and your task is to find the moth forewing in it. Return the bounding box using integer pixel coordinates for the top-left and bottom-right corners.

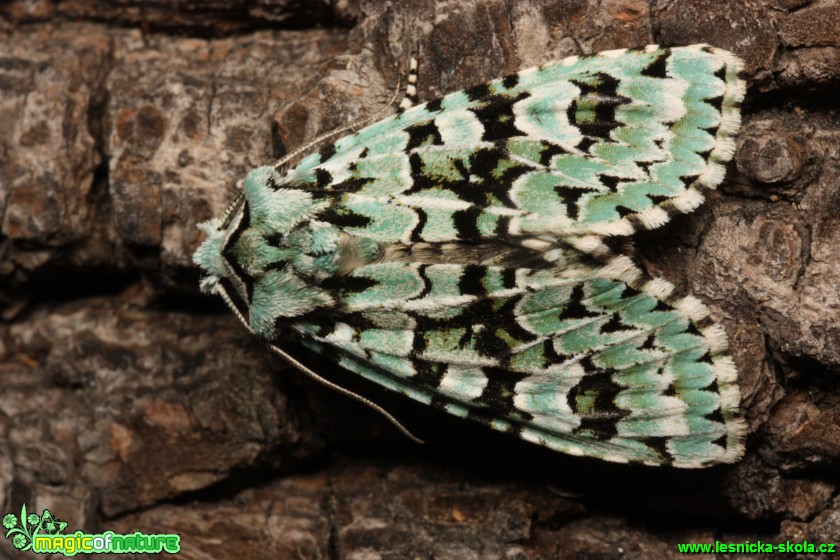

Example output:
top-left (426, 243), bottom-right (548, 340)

top-left (195, 44), bottom-right (747, 467)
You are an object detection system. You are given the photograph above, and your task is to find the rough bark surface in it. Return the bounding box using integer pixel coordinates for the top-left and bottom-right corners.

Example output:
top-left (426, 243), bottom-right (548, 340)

top-left (1, 0), bottom-right (839, 558)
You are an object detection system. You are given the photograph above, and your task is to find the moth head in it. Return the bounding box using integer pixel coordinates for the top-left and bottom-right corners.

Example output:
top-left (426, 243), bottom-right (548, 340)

top-left (193, 166), bottom-right (335, 338)
top-left (193, 189), bottom-right (253, 328)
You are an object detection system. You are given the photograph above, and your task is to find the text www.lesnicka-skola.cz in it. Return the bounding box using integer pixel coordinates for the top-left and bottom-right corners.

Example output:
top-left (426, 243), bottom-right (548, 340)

top-left (677, 540), bottom-right (834, 555)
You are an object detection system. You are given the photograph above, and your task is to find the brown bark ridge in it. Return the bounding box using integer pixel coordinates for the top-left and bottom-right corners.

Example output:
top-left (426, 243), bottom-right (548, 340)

top-left (2, 0), bottom-right (840, 558)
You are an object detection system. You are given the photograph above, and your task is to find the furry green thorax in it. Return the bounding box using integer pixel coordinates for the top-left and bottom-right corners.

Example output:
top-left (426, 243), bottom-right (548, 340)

top-left (193, 166), bottom-right (346, 337)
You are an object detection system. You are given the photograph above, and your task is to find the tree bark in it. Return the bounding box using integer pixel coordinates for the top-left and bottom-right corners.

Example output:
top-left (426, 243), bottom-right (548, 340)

top-left (2, 0), bottom-right (840, 558)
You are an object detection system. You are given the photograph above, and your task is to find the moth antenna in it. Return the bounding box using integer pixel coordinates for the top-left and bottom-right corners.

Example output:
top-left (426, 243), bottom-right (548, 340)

top-left (213, 283), bottom-right (425, 445)
top-left (272, 66), bottom-right (405, 171)
top-left (398, 57), bottom-right (419, 111)
top-left (266, 343), bottom-right (425, 445)
top-left (214, 282), bottom-right (252, 331)
top-left (218, 190), bottom-right (245, 229)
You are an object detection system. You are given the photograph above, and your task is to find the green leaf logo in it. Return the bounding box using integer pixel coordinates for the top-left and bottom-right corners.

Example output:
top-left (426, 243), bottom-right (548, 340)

top-left (3, 503), bottom-right (68, 551)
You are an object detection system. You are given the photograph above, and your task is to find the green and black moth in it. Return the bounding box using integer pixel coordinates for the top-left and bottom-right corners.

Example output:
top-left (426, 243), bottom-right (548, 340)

top-left (194, 44), bottom-right (747, 468)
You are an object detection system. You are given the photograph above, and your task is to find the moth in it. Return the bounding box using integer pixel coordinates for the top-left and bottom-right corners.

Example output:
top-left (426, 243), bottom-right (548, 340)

top-left (194, 44), bottom-right (747, 467)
